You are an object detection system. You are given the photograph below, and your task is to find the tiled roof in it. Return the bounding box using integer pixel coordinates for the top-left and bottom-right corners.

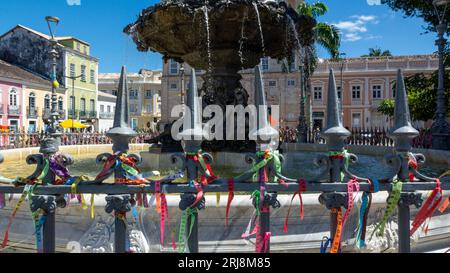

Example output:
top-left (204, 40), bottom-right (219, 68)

top-left (0, 59), bottom-right (51, 87)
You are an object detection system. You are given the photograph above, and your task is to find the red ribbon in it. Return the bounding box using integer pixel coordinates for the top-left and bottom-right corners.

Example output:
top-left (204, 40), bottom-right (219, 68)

top-left (408, 155), bottom-right (418, 182)
top-left (226, 178), bottom-right (235, 226)
top-left (439, 195), bottom-right (449, 213)
top-left (160, 193), bottom-right (169, 246)
top-left (256, 232), bottom-right (271, 253)
top-left (283, 179), bottom-right (307, 233)
top-left (410, 179), bottom-right (442, 236)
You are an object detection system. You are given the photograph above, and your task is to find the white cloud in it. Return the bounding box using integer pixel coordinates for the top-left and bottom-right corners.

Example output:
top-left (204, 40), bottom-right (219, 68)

top-left (332, 15), bottom-right (380, 42)
top-left (67, 0), bottom-right (81, 5)
top-left (367, 0), bottom-right (382, 5)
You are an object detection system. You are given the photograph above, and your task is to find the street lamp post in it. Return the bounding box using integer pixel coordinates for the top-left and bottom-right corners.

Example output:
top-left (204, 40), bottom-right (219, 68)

top-left (297, 48), bottom-right (308, 142)
top-left (40, 16), bottom-right (62, 154)
top-left (432, 0), bottom-right (450, 150)
top-left (339, 53), bottom-right (347, 124)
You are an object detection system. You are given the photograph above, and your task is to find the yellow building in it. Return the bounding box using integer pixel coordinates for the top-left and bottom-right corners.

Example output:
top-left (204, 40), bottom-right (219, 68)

top-left (23, 85), bottom-right (66, 133)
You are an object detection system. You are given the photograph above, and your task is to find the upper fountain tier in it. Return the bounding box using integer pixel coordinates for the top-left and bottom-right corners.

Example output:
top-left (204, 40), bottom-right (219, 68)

top-left (124, 0), bottom-right (316, 71)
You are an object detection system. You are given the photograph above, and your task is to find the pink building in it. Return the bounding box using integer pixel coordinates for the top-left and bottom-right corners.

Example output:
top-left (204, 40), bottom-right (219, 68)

top-left (0, 79), bottom-right (22, 132)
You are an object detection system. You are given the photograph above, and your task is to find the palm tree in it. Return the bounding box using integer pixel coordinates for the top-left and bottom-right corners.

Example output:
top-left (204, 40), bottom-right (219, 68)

top-left (296, 1), bottom-right (341, 133)
top-left (362, 47), bottom-right (393, 57)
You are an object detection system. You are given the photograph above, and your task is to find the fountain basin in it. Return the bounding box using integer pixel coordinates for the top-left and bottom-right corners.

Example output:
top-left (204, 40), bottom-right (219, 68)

top-left (125, 0), bottom-right (315, 70)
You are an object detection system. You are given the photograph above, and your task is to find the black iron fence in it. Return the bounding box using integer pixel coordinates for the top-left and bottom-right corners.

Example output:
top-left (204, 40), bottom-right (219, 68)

top-left (0, 132), bottom-right (152, 150)
top-left (0, 68), bottom-right (448, 255)
top-left (281, 127), bottom-right (433, 148)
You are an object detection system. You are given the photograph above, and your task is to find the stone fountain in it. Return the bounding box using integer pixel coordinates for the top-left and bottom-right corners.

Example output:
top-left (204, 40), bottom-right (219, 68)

top-left (125, 0), bottom-right (316, 152)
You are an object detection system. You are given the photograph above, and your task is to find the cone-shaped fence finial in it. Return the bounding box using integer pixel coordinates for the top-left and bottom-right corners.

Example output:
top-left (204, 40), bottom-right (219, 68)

top-left (388, 69), bottom-right (418, 152)
top-left (179, 68), bottom-right (207, 152)
top-left (323, 69), bottom-right (350, 151)
top-left (106, 66), bottom-right (137, 153)
top-left (251, 65), bottom-right (278, 151)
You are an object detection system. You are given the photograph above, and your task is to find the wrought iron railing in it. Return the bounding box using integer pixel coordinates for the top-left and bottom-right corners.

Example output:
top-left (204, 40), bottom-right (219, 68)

top-left (27, 107), bottom-right (39, 119)
top-left (7, 105), bottom-right (20, 116)
top-left (0, 67), bottom-right (448, 254)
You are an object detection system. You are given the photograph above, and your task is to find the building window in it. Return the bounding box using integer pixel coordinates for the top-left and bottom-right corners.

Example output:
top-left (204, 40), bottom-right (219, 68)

top-left (80, 98), bottom-right (86, 112)
top-left (100, 105), bottom-right (105, 113)
top-left (372, 85), bottom-right (382, 99)
top-left (90, 99), bottom-right (95, 111)
top-left (313, 86), bottom-right (322, 100)
top-left (70, 63), bottom-right (76, 78)
top-left (81, 65), bottom-right (86, 82)
top-left (170, 83), bottom-right (177, 90)
top-left (77, 43), bottom-right (80, 51)
top-left (44, 94), bottom-right (50, 109)
top-left (107, 105), bottom-right (111, 113)
top-left (129, 90), bottom-right (138, 99)
top-left (261, 57), bottom-right (269, 71)
top-left (112, 90), bottom-right (118, 96)
top-left (268, 80), bottom-right (277, 87)
top-left (352, 86), bottom-right (361, 100)
top-left (29, 93), bottom-right (36, 108)
top-left (145, 90), bottom-right (152, 98)
top-left (58, 97), bottom-right (63, 111)
top-left (84, 46), bottom-right (87, 55)
top-left (287, 79), bottom-right (296, 87)
top-left (146, 104), bottom-right (152, 113)
top-left (69, 96), bottom-right (74, 111)
top-left (169, 59), bottom-right (179, 74)
top-left (352, 113), bottom-right (362, 128)
top-left (337, 86), bottom-right (342, 99)
top-left (9, 89), bottom-right (18, 106)
top-left (90, 69), bottom-right (95, 84)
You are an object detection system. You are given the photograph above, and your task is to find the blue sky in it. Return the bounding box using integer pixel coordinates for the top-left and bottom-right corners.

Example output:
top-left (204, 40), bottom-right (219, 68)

top-left (0, 0), bottom-right (440, 73)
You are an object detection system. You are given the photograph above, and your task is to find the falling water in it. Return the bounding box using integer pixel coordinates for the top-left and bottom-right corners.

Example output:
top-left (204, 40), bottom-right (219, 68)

top-left (203, 4), bottom-right (213, 75)
top-left (238, 11), bottom-right (248, 70)
top-left (287, 15), bottom-right (301, 51)
top-left (253, 2), bottom-right (266, 56)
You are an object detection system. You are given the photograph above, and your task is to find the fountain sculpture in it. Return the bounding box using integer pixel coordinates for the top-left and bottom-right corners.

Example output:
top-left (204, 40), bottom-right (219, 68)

top-left (125, 0), bottom-right (316, 152)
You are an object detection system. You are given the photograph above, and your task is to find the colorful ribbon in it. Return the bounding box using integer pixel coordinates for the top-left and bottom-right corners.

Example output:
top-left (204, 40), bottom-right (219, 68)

top-left (320, 236), bottom-right (332, 253)
top-left (226, 178), bottom-right (235, 226)
top-left (371, 180), bottom-right (403, 239)
top-left (283, 179), bottom-right (307, 233)
top-left (410, 179), bottom-right (442, 236)
top-left (330, 208), bottom-right (343, 253)
top-left (1, 184), bottom-right (37, 249)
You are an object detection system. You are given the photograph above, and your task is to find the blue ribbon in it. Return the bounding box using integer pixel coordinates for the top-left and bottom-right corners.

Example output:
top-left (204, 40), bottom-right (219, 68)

top-left (356, 192), bottom-right (369, 248)
top-left (132, 206), bottom-right (138, 220)
top-left (372, 179), bottom-right (379, 193)
top-left (35, 214), bottom-right (47, 253)
top-left (320, 236), bottom-right (332, 253)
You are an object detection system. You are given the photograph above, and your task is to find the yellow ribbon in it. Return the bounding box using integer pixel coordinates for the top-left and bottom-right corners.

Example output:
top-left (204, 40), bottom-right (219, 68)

top-left (90, 194), bottom-right (95, 219)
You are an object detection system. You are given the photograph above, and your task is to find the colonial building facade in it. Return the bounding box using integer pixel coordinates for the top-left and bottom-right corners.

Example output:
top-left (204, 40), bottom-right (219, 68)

top-left (98, 69), bottom-right (162, 130)
top-left (0, 59), bottom-right (66, 132)
top-left (0, 25), bottom-right (98, 128)
top-left (160, 55), bottom-right (438, 130)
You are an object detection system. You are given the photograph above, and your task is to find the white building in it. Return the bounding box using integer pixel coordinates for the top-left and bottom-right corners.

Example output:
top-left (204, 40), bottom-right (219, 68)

top-left (97, 91), bottom-right (116, 132)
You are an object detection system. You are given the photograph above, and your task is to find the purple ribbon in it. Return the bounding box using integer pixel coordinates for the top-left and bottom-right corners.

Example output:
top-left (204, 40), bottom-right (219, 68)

top-left (49, 155), bottom-right (71, 180)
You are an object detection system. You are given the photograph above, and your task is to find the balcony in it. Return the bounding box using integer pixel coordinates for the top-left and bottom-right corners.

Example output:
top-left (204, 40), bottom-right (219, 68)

top-left (42, 108), bottom-right (51, 120)
top-left (58, 110), bottom-right (66, 120)
top-left (79, 110), bottom-right (87, 119)
top-left (8, 105), bottom-right (21, 116)
top-left (68, 109), bottom-right (78, 120)
top-left (99, 112), bottom-right (114, 119)
top-left (88, 111), bottom-right (97, 118)
top-left (0, 104), bottom-right (4, 115)
top-left (27, 107), bottom-right (39, 119)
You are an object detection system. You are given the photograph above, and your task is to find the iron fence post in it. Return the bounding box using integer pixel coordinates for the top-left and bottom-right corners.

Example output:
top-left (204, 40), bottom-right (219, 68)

top-left (105, 194), bottom-right (132, 253)
top-left (30, 195), bottom-right (56, 253)
top-left (388, 70), bottom-right (420, 253)
top-left (320, 70), bottom-right (351, 253)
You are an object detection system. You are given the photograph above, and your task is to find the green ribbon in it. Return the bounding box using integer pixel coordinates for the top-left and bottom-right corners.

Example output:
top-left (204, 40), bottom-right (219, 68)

top-left (36, 158), bottom-right (50, 183)
top-left (252, 190), bottom-right (261, 216)
top-left (120, 162), bottom-right (139, 177)
top-left (370, 180), bottom-right (403, 239)
top-left (177, 208), bottom-right (197, 253)
top-left (328, 150), bottom-right (350, 181)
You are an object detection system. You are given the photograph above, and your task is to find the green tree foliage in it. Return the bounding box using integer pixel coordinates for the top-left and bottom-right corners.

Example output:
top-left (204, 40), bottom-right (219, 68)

top-left (361, 47), bottom-right (393, 57)
top-left (377, 71), bottom-right (450, 121)
top-left (382, 0), bottom-right (450, 34)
